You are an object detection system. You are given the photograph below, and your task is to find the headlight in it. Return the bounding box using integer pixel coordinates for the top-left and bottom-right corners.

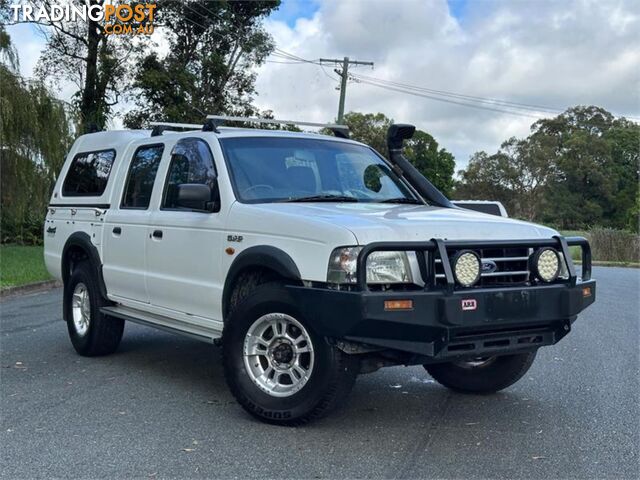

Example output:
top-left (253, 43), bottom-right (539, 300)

top-left (531, 247), bottom-right (561, 282)
top-left (451, 250), bottom-right (481, 287)
top-left (327, 247), bottom-right (412, 284)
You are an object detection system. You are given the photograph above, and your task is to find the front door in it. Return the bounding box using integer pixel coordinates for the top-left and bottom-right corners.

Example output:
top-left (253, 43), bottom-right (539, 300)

top-left (145, 137), bottom-right (224, 321)
top-left (102, 143), bottom-right (165, 303)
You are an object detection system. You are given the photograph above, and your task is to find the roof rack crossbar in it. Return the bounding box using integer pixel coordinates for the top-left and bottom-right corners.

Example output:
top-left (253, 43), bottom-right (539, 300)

top-left (205, 115), bottom-right (349, 138)
top-left (149, 122), bottom-right (203, 137)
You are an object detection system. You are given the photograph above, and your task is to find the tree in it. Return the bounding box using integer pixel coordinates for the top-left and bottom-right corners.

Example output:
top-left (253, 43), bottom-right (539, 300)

top-left (530, 106), bottom-right (638, 229)
top-left (454, 150), bottom-right (519, 213)
top-left (0, 23), bottom-right (18, 71)
top-left (455, 106), bottom-right (639, 230)
top-left (29, 0), bottom-right (150, 132)
top-left (124, 0), bottom-right (280, 128)
top-left (454, 137), bottom-right (553, 220)
top-left (342, 112), bottom-right (456, 195)
top-left (341, 112), bottom-right (392, 155)
top-left (1, 27), bottom-right (72, 243)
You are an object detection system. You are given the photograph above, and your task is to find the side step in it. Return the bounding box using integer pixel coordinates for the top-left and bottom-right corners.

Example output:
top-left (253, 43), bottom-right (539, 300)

top-left (101, 305), bottom-right (221, 344)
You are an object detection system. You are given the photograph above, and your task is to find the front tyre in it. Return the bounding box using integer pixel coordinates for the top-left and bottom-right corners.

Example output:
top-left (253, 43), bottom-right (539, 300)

top-left (64, 260), bottom-right (124, 356)
top-left (223, 283), bottom-right (358, 426)
top-left (424, 351), bottom-right (537, 394)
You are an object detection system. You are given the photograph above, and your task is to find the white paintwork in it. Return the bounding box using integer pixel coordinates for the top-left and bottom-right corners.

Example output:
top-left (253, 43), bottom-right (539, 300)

top-left (44, 126), bottom-right (560, 335)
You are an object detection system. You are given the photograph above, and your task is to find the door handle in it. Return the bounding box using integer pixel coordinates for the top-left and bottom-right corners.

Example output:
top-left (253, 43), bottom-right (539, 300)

top-left (112, 227), bottom-right (121, 235)
top-left (152, 230), bottom-right (163, 239)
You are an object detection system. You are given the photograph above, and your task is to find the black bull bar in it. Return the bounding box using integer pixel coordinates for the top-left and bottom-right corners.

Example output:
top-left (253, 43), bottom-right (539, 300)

top-left (285, 236), bottom-right (595, 360)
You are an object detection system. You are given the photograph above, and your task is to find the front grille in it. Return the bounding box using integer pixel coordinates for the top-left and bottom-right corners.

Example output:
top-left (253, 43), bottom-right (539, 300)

top-left (434, 247), bottom-right (531, 288)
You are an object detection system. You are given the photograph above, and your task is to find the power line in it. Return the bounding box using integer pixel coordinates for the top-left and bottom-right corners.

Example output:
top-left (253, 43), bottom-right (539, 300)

top-left (352, 76), bottom-right (543, 118)
top-left (349, 72), bottom-right (562, 114)
top-left (269, 49), bottom-right (546, 118)
top-left (160, 7), bottom-right (640, 122)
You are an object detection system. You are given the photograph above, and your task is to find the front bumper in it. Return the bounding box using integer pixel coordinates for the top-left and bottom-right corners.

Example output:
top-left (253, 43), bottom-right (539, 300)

top-left (287, 236), bottom-right (596, 360)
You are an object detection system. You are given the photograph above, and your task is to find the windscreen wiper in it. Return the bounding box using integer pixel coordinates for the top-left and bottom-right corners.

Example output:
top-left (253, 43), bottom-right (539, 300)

top-left (379, 197), bottom-right (422, 204)
top-left (282, 195), bottom-right (359, 203)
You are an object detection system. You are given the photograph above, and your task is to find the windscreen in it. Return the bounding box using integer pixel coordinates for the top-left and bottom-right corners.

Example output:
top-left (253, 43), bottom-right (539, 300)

top-left (220, 137), bottom-right (418, 203)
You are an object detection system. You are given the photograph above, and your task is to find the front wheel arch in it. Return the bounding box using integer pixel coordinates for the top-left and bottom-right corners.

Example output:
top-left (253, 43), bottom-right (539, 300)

top-left (222, 246), bottom-right (302, 319)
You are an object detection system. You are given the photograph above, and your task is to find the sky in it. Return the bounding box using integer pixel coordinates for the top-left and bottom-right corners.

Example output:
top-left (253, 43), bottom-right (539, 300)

top-left (6, 0), bottom-right (640, 170)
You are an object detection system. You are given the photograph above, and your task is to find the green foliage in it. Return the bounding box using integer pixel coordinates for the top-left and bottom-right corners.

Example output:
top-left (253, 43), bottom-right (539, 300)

top-left (1, 30), bottom-right (72, 244)
top-left (341, 112), bottom-right (392, 155)
top-left (0, 24), bottom-right (18, 71)
top-left (124, 0), bottom-right (280, 128)
top-left (341, 112), bottom-right (456, 196)
top-left (0, 245), bottom-right (51, 289)
top-left (455, 106), bottom-right (640, 231)
top-left (34, 0), bottom-right (141, 132)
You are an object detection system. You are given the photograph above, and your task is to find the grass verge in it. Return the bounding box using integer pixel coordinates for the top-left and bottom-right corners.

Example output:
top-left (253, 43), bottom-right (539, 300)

top-left (0, 245), bottom-right (51, 290)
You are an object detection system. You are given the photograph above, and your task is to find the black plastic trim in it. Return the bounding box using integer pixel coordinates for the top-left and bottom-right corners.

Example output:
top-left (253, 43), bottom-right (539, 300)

top-left (49, 203), bottom-right (110, 209)
top-left (61, 232), bottom-right (109, 311)
top-left (222, 246), bottom-right (302, 317)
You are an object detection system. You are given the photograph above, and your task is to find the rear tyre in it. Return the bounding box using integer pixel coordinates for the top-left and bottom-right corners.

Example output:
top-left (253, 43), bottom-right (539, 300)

top-left (64, 261), bottom-right (124, 356)
top-left (424, 351), bottom-right (537, 394)
top-left (223, 283), bottom-right (358, 426)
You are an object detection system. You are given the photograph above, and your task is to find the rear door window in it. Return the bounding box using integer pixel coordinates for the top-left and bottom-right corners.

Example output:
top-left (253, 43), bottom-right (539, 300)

top-left (121, 144), bottom-right (164, 209)
top-left (62, 149), bottom-right (116, 196)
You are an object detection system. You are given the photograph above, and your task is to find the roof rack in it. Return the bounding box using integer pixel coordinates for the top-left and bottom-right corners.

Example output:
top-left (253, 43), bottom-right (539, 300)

top-left (206, 115), bottom-right (350, 138)
top-left (149, 122), bottom-right (203, 137)
top-left (148, 116), bottom-right (350, 139)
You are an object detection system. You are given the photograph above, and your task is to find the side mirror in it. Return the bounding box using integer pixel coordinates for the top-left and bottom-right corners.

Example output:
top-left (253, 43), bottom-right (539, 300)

top-left (176, 181), bottom-right (220, 212)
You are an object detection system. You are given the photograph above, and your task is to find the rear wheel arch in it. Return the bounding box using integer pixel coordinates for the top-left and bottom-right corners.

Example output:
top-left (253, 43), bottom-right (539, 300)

top-left (61, 232), bottom-right (108, 299)
top-left (222, 246), bottom-right (303, 319)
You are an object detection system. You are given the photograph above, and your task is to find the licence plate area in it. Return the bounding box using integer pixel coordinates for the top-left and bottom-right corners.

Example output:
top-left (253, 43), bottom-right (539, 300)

top-left (485, 289), bottom-right (540, 321)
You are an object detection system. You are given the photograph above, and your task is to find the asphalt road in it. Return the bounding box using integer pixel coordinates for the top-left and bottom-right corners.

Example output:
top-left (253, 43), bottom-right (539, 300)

top-left (1, 267), bottom-right (638, 479)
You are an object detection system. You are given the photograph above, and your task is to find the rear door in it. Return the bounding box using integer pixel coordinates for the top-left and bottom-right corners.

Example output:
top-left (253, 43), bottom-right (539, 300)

top-left (102, 143), bottom-right (165, 302)
top-left (145, 137), bottom-right (224, 320)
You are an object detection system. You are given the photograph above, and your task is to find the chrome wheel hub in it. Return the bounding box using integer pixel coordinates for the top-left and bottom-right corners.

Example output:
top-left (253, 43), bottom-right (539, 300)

top-left (243, 313), bottom-right (314, 397)
top-left (71, 282), bottom-right (91, 336)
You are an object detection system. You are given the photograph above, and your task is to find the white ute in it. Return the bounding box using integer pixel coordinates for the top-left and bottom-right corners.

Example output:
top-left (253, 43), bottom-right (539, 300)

top-left (45, 116), bottom-right (596, 425)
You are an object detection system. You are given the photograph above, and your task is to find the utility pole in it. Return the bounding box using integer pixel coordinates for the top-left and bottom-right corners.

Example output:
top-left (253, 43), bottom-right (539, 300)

top-left (319, 57), bottom-right (374, 123)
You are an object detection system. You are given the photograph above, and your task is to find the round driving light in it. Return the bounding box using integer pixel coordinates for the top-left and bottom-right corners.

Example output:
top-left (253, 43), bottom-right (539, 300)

top-left (532, 247), bottom-right (560, 283)
top-left (452, 250), bottom-right (481, 287)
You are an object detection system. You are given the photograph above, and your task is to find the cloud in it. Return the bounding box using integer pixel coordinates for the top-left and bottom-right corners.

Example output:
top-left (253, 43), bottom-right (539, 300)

top-left (254, 0), bottom-right (640, 168)
top-left (7, 0), bottom-right (638, 168)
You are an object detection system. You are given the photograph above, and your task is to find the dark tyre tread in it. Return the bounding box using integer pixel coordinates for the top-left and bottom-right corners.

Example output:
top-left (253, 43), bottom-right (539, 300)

top-left (424, 351), bottom-right (537, 394)
top-left (64, 261), bottom-right (124, 356)
top-left (223, 282), bottom-right (358, 426)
